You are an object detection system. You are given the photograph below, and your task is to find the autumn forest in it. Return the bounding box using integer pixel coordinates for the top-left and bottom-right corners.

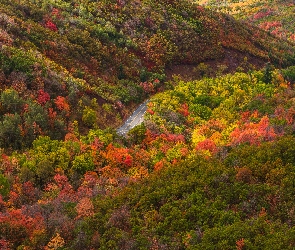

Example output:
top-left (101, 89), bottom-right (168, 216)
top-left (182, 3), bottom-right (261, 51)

top-left (1, 0), bottom-right (295, 249)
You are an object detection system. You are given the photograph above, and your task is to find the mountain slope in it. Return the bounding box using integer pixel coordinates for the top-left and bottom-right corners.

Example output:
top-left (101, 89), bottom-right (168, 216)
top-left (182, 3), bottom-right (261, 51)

top-left (2, 68), bottom-right (295, 249)
top-left (2, 0), bottom-right (295, 243)
top-left (197, 0), bottom-right (295, 42)
top-left (0, 0), bottom-right (295, 149)
top-left (2, 2), bottom-right (295, 247)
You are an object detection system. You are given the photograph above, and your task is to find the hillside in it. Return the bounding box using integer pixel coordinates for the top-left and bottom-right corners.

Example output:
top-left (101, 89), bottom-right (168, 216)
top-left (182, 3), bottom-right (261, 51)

top-left (2, 64), bottom-right (295, 249)
top-left (0, 0), bottom-right (295, 150)
top-left (197, 0), bottom-right (295, 42)
top-left (2, 0), bottom-right (295, 249)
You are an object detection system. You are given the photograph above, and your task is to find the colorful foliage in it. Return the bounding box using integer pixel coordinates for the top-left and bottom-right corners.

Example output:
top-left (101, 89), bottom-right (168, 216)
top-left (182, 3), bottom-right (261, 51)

top-left (1, 0), bottom-right (295, 248)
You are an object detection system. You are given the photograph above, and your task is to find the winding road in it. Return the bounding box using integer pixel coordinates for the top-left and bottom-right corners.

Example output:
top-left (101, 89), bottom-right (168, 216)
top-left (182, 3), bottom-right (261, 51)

top-left (117, 100), bottom-right (149, 136)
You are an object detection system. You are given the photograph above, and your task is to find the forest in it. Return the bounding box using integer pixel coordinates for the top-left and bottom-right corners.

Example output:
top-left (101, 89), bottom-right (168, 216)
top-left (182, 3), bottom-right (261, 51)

top-left (1, 0), bottom-right (295, 249)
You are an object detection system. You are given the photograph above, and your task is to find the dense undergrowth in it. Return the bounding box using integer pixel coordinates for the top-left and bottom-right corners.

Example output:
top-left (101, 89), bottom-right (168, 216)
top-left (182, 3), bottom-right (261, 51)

top-left (2, 0), bottom-right (295, 249)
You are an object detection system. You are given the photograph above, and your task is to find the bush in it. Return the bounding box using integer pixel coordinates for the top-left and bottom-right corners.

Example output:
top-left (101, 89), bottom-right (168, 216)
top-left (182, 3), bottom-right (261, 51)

top-left (0, 113), bottom-right (22, 149)
top-left (0, 89), bottom-right (24, 114)
top-left (282, 66), bottom-right (295, 83)
top-left (82, 106), bottom-right (97, 127)
top-left (0, 173), bottom-right (10, 197)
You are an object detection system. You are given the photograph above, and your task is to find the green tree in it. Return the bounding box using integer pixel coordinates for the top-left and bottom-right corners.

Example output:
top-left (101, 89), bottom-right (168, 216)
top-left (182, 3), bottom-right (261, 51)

top-left (263, 63), bottom-right (274, 84)
top-left (0, 113), bottom-right (22, 149)
top-left (82, 106), bottom-right (97, 127)
top-left (0, 89), bottom-right (24, 114)
top-left (0, 173), bottom-right (10, 197)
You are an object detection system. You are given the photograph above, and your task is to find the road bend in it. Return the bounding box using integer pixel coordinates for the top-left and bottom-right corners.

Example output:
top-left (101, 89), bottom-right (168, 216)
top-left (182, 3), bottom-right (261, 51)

top-left (117, 100), bottom-right (149, 136)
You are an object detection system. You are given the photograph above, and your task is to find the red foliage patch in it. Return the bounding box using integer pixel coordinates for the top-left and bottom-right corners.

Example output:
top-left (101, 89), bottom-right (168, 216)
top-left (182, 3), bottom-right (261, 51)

top-left (230, 116), bottom-right (276, 146)
top-left (37, 89), bottom-right (50, 106)
top-left (45, 20), bottom-right (58, 32)
top-left (196, 138), bottom-right (217, 153)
